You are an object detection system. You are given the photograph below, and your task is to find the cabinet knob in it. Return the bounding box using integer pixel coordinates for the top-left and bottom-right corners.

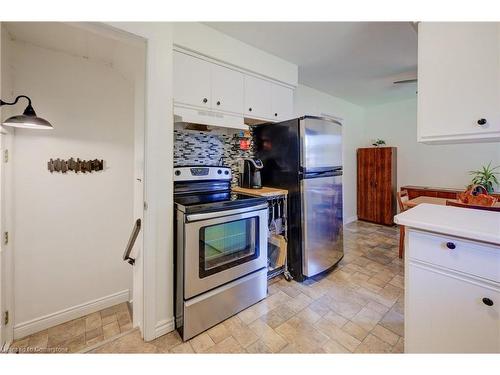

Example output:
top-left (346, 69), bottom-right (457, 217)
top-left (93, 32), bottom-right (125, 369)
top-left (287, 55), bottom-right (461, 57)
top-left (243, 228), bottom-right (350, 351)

top-left (216, 101), bottom-right (221, 106)
top-left (446, 242), bottom-right (456, 250)
top-left (248, 107), bottom-right (252, 112)
top-left (274, 113), bottom-right (278, 117)
top-left (477, 118), bottom-right (487, 126)
top-left (482, 297), bottom-right (494, 306)
top-left (202, 98), bottom-right (208, 104)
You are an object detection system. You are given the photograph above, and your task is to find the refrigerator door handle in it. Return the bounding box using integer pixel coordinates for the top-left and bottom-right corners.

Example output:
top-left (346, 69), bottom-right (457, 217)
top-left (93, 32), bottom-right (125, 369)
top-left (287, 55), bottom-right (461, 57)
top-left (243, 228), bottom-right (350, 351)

top-left (300, 166), bottom-right (342, 173)
top-left (301, 169), bottom-right (342, 179)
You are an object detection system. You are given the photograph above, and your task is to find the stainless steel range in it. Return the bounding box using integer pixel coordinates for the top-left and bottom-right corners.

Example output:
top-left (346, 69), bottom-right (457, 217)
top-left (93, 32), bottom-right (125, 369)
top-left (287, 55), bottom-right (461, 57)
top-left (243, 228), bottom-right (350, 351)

top-left (174, 166), bottom-right (268, 341)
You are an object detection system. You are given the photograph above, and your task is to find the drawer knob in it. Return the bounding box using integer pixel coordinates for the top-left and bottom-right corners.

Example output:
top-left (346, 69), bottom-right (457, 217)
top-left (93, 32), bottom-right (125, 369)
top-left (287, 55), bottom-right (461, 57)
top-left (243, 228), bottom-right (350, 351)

top-left (202, 98), bottom-right (208, 104)
top-left (446, 242), bottom-right (456, 249)
top-left (216, 101), bottom-right (221, 106)
top-left (482, 298), bottom-right (494, 306)
top-left (477, 118), bottom-right (487, 126)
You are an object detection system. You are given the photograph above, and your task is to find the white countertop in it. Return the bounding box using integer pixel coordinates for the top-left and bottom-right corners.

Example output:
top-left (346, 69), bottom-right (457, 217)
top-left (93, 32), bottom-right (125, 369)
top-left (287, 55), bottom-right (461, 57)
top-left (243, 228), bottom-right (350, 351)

top-left (394, 203), bottom-right (500, 246)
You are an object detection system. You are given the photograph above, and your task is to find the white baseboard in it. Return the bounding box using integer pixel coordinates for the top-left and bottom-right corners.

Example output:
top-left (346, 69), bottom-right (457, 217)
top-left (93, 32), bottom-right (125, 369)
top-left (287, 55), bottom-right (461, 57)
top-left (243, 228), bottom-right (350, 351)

top-left (14, 289), bottom-right (130, 339)
top-left (154, 317), bottom-right (175, 339)
top-left (344, 215), bottom-right (358, 225)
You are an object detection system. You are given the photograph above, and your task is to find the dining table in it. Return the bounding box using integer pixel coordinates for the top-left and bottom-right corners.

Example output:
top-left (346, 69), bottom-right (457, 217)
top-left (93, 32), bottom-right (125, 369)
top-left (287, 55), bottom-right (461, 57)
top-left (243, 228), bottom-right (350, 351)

top-left (403, 196), bottom-right (500, 209)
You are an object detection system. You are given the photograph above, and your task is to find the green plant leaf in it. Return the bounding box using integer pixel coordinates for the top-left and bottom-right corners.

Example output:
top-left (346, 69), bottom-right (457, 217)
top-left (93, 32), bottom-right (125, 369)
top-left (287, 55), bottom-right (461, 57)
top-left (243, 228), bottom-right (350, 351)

top-left (468, 162), bottom-right (500, 190)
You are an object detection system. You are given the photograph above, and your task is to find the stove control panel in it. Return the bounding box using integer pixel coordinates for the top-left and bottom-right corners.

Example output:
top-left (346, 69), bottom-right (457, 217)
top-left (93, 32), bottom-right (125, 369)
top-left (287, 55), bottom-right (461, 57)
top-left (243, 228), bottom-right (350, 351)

top-left (173, 166), bottom-right (232, 181)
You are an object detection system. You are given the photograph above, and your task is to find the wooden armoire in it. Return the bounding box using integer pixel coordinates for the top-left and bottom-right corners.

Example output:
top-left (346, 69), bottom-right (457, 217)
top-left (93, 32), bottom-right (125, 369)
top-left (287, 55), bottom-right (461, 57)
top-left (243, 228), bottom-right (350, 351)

top-left (357, 147), bottom-right (397, 225)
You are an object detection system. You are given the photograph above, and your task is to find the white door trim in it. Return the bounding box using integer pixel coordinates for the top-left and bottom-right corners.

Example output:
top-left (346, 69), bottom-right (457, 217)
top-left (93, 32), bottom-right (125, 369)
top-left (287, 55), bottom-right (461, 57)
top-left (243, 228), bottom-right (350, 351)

top-left (0, 130), bottom-right (14, 348)
top-left (103, 22), bottom-right (174, 342)
top-left (0, 21), bottom-right (4, 348)
top-left (0, 22), bottom-right (15, 348)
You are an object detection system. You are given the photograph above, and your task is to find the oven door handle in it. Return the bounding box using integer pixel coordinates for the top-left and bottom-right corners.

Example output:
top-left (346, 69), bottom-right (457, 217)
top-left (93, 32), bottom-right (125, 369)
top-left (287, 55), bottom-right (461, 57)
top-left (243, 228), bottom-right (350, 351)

top-left (186, 203), bottom-right (268, 222)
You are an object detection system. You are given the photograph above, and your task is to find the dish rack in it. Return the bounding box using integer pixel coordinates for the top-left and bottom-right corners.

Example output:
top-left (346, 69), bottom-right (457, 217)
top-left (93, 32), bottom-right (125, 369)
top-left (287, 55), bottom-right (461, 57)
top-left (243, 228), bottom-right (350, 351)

top-left (265, 195), bottom-right (292, 282)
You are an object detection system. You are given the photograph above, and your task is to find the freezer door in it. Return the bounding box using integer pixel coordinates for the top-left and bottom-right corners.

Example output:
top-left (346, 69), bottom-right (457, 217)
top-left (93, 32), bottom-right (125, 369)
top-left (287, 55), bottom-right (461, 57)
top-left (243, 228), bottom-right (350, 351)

top-left (301, 174), bottom-right (343, 277)
top-left (300, 117), bottom-right (342, 171)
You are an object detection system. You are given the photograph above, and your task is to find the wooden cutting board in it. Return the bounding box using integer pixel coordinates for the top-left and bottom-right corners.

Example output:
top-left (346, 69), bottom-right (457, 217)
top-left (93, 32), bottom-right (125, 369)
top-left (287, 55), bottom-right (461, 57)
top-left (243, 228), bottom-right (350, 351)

top-left (232, 186), bottom-right (288, 197)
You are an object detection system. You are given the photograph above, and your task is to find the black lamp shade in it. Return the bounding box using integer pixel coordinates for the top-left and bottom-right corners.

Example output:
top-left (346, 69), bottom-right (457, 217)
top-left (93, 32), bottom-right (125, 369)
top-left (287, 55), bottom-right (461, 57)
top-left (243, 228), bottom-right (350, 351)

top-left (2, 103), bottom-right (53, 130)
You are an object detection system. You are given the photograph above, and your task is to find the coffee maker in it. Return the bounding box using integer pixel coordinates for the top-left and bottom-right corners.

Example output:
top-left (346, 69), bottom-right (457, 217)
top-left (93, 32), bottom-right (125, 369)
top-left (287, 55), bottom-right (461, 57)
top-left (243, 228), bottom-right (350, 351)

top-left (239, 158), bottom-right (264, 189)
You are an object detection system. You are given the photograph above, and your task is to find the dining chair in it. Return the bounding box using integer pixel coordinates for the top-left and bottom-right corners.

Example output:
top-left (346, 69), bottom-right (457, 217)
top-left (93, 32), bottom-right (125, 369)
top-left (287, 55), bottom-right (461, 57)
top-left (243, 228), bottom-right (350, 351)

top-left (445, 200), bottom-right (500, 212)
top-left (396, 190), bottom-right (410, 259)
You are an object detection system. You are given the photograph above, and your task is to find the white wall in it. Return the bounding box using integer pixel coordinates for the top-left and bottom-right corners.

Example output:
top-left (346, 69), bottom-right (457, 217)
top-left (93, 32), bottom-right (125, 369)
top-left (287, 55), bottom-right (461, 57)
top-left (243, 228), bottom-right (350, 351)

top-left (173, 23), bottom-right (298, 86)
top-left (294, 84), bottom-right (366, 223)
top-left (5, 38), bottom-right (136, 335)
top-left (364, 98), bottom-right (500, 191)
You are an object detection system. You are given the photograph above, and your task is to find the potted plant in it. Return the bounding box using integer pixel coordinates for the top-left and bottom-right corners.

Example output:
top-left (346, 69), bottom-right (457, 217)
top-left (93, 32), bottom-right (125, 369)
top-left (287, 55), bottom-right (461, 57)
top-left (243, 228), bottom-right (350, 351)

top-left (372, 139), bottom-right (386, 147)
top-left (469, 162), bottom-right (500, 193)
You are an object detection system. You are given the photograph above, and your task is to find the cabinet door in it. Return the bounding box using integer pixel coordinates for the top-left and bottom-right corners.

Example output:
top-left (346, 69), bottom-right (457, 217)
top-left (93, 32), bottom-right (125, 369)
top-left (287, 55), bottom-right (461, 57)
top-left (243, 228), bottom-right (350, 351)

top-left (244, 75), bottom-right (272, 119)
top-left (418, 23), bottom-right (500, 142)
top-left (407, 262), bottom-right (500, 353)
top-left (271, 83), bottom-right (294, 121)
top-left (211, 64), bottom-right (244, 114)
top-left (357, 148), bottom-right (377, 222)
top-left (173, 51), bottom-right (211, 108)
top-left (374, 148), bottom-right (395, 225)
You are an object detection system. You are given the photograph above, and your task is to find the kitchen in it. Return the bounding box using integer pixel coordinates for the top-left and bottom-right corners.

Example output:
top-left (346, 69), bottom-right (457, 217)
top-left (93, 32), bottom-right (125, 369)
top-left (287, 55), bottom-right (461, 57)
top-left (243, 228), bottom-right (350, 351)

top-left (168, 22), bottom-right (499, 353)
top-left (1, 17), bottom-right (499, 361)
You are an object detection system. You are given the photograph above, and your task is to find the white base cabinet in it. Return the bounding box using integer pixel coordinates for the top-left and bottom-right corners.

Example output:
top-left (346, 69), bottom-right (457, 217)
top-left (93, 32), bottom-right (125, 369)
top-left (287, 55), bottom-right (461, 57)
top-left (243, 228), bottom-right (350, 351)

top-left (407, 261), bottom-right (499, 353)
top-left (405, 229), bottom-right (500, 353)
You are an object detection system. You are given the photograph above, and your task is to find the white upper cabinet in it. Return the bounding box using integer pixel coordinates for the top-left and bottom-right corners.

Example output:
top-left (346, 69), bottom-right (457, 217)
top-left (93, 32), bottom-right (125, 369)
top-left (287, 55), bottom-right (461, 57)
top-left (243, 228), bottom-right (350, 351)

top-left (173, 49), bottom-right (295, 125)
top-left (244, 75), bottom-right (272, 119)
top-left (174, 51), bottom-right (211, 109)
top-left (418, 22), bottom-right (500, 143)
top-left (244, 76), bottom-right (294, 121)
top-left (211, 64), bottom-right (244, 114)
top-left (271, 84), bottom-right (294, 121)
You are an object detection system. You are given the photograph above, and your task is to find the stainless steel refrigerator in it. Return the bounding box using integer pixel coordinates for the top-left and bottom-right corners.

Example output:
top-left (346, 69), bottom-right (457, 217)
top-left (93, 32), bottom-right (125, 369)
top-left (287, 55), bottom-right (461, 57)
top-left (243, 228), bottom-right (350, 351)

top-left (254, 116), bottom-right (343, 281)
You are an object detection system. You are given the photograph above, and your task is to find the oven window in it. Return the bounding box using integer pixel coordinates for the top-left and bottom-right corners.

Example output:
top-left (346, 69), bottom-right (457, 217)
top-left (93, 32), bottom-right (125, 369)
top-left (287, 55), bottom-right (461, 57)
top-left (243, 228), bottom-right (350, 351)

top-left (199, 217), bottom-right (259, 278)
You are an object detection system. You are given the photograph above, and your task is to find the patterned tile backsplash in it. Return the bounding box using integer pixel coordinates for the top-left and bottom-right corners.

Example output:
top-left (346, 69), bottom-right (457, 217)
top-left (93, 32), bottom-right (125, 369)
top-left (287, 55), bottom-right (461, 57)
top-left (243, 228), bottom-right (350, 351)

top-left (173, 129), bottom-right (254, 186)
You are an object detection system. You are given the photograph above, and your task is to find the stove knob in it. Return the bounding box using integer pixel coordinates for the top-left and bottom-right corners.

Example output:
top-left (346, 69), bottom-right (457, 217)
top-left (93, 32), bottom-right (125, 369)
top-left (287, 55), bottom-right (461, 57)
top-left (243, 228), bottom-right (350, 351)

top-left (174, 170), bottom-right (181, 176)
top-left (217, 169), bottom-right (222, 174)
top-left (224, 170), bottom-right (229, 175)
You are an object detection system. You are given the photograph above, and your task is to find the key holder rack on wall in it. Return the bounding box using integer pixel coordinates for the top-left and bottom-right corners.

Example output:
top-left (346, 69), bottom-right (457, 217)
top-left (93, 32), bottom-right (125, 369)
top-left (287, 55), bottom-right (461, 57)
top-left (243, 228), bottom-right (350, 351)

top-left (48, 158), bottom-right (104, 174)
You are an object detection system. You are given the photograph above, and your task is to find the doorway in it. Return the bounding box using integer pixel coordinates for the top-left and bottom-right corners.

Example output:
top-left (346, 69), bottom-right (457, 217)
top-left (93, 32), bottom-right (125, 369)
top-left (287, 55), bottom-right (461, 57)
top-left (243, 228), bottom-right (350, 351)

top-left (0, 22), bottom-right (146, 353)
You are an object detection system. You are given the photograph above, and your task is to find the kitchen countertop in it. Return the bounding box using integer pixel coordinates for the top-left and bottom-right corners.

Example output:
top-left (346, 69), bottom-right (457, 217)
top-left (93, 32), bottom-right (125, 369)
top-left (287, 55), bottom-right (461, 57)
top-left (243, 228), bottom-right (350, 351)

top-left (232, 186), bottom-right (288, 197)
top-left (394, 203), bottom-right (500, 246)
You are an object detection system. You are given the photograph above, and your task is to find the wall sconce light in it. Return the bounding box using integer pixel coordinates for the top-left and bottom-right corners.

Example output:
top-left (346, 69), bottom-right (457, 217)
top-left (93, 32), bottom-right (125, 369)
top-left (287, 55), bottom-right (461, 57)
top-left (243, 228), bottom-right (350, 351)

top-left (0, 95), bottom-right (53, 130)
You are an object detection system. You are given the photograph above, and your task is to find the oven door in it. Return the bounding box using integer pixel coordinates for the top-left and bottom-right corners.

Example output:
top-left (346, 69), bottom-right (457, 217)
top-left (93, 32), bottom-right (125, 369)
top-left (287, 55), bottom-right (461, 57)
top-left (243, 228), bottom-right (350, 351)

top-left (184, 204), bottom-right (268, 299)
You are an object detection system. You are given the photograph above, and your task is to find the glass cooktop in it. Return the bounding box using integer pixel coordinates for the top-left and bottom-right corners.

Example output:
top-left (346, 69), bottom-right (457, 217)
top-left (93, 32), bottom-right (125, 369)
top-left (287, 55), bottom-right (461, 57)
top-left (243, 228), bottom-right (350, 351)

top-left (174, 192), bottom-right (267, 214)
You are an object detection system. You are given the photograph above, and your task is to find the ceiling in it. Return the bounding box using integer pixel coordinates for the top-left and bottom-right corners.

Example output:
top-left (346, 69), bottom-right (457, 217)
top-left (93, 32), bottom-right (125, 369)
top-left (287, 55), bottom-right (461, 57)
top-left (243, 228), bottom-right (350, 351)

top-left (3, 22), bottom-right (145, 80)
top-left (205, 22), bottom-right (417, 107)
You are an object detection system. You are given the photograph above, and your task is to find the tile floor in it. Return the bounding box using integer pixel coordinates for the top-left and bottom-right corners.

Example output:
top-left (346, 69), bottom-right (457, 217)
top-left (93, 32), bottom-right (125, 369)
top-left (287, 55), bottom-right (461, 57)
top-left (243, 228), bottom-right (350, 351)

top-left (9, 302), bottom-right (133, 353)
top-left (91, 220), bottom-right (405, 354)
